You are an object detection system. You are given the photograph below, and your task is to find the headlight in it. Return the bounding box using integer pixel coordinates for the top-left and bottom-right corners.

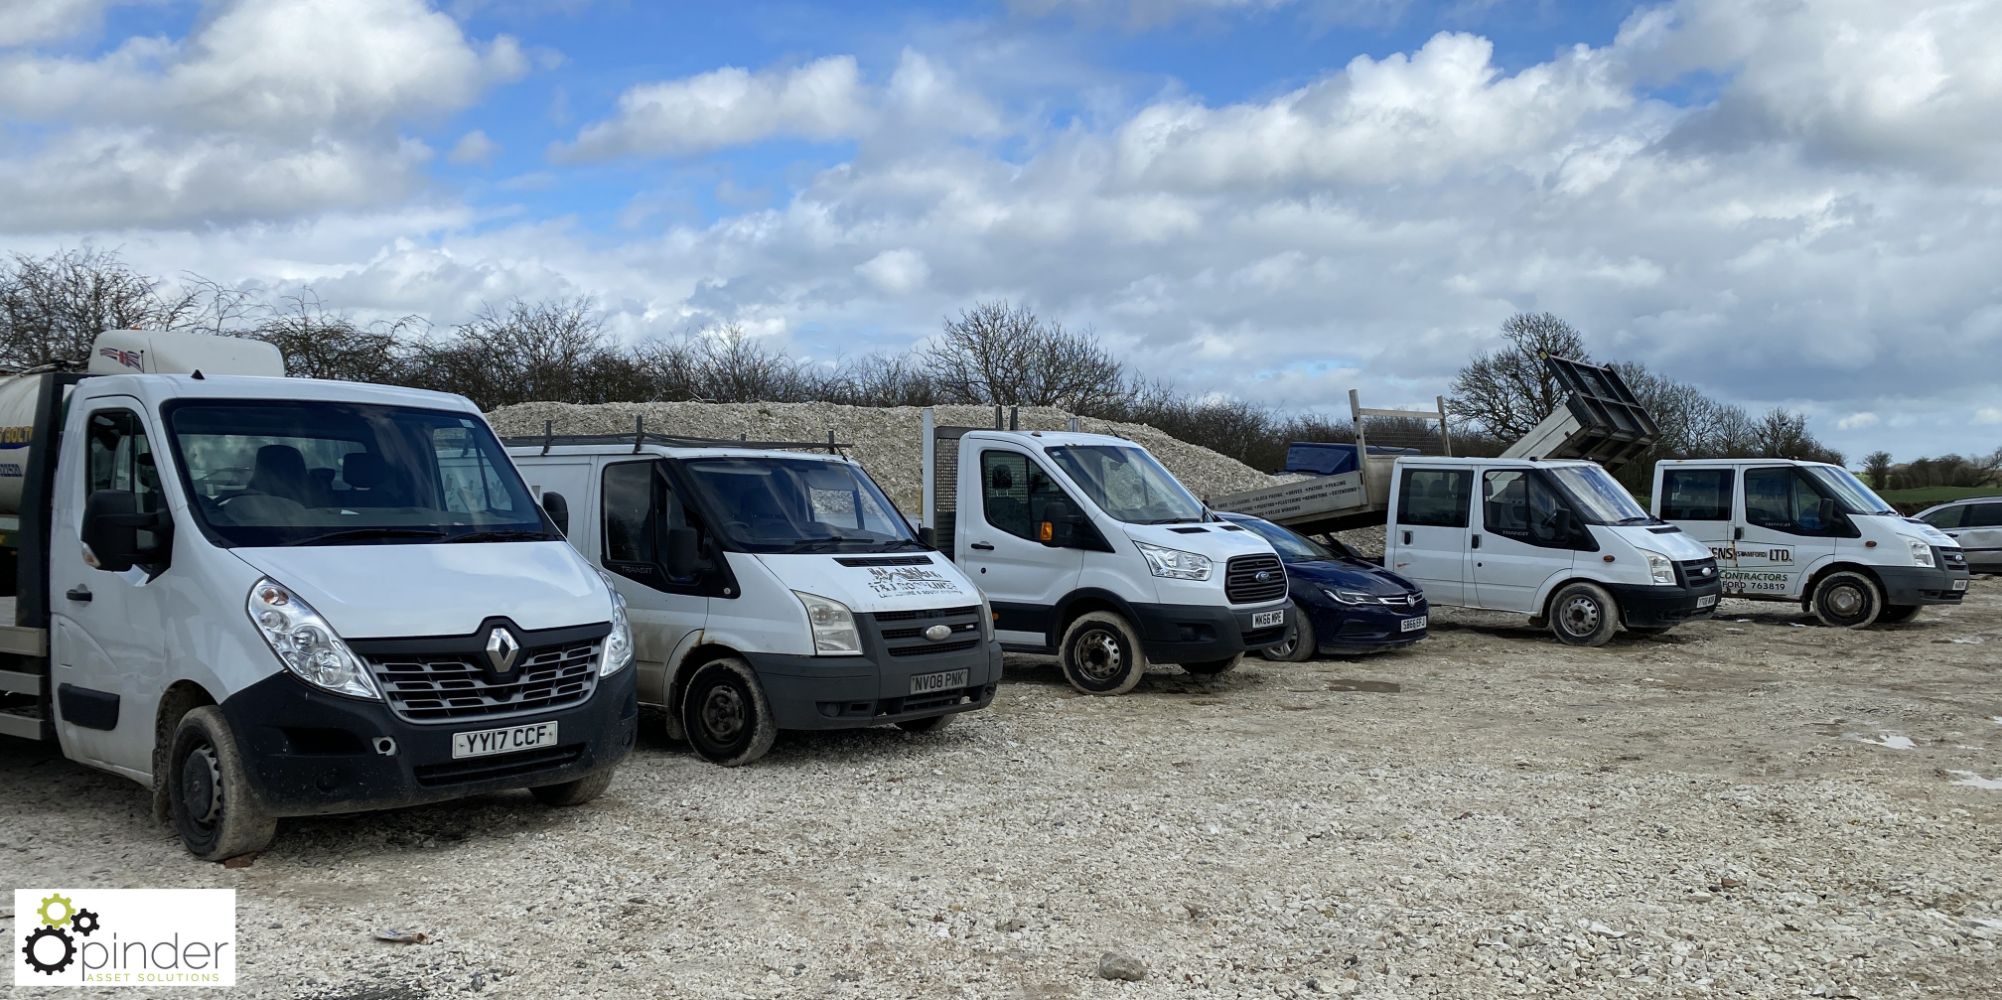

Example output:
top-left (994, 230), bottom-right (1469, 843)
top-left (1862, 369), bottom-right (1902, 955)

top-left (794, 591), bottom-right (862, 656)
top-left (246, 577), bottom-right (378, 700)
top-left (595, 570), bottom-right (635, 676)
top-left (1135, 540), bottom-right (1212, 581)
top-left (1320, 587), bottom-right (1374, 605)
top-left (977, 590), bottom-right (995, 641)
top-left (1908, 539), bottom-right (1935, 568)
top-left (1638, 549), bottom-right (1675, 586)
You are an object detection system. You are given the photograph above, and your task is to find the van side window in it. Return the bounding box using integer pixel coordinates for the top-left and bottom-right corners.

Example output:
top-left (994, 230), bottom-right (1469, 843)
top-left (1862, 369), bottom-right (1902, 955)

top-left (1970, 503), bottom-right (2002, 528)
top-left (1396, 468), bottom-right (1472, 528)
top-left (1744, 467), bottom-right (1836, 535)
top-left (1922, 505), bottom-right (1966, 529)
top-left (84, 409), bottom-right (164, 550)
top-left (981, 451), bottom-right (1067, 541)
top-left (1662, 469), bottom-right (1733, 521)
top-left (1482, 470), bottom-right (1570, 546)
top-left (601, 460), bottom-right (696, 587)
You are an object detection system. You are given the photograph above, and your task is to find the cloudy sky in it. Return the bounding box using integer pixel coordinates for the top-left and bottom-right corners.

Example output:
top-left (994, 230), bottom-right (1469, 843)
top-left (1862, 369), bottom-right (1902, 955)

top-left (3, 0), bottom-right (1998, 460)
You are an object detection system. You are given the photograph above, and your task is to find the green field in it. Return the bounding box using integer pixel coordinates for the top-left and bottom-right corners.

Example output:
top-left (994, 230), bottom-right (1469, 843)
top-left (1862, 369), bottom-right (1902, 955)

top-left (1878, 486), bottom-right (1998, 505)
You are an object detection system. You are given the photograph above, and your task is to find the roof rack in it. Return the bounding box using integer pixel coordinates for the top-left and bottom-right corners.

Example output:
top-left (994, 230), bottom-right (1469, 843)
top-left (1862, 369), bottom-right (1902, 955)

top-left (502, 417), bottom-right (852, 457)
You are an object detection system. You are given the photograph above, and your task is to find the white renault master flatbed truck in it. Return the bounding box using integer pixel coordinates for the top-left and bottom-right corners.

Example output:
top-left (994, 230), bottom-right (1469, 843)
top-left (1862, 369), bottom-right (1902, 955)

top-left (0, 331), bottom-right (636, 860)
top-left (922, 410), bottom-right (1290, 695)
top-left (510, 428), bottom-right (1002, 765)
top-left (1653, 458), bottom-right (1970, 627)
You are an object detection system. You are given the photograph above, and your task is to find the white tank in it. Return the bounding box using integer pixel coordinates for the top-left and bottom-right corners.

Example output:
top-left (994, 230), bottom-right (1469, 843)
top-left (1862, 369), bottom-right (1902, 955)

top-left (0, 330), bottom-right (285, 514)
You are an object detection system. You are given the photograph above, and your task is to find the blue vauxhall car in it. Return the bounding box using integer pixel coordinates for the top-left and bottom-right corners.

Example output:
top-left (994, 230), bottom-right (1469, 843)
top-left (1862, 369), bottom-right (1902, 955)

top-left (1219, 512), bottom-right (1429, 660)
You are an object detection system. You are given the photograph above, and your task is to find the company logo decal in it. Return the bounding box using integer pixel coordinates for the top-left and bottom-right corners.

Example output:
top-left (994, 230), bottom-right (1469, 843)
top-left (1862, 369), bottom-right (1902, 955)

top-left (865, 565), bottom-right (961, 597)
top-left (13, 889), bottom-right (235, 986)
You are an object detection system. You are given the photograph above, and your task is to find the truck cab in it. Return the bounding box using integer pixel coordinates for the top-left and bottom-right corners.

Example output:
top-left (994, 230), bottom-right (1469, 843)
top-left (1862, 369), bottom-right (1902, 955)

top-left (1652, 458), bottom-right (1971, 626)
top-left (2, 333), bottom-right (636, 860)
top-left (508, 433), bottom-right (1002, 765)
top-left (1385, 457), bottom-right (1721, 645)
top-left (923, 413), bottom-right (1290, 694)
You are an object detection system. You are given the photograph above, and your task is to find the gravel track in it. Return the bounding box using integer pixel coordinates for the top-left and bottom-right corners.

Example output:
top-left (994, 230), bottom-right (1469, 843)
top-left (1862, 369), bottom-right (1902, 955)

top-left (6, 587), bottom-right (2000, 998)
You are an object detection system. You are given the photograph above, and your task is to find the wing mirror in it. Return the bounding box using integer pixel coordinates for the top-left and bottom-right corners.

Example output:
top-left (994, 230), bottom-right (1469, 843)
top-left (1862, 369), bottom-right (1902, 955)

top-left (82, 490), bottom-right (171, 573)
top-left (540, 490), bottom-right (570, 537)
top-left (664, 526), bottom-right (700, 579)
top-left (1038, 499), bottom-right (1085, 547)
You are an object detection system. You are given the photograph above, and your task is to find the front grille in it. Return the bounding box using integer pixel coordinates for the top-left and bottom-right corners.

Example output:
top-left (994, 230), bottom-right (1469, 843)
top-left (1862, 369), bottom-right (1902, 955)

top-left (865, 605), bottom-right (985, 660)
top-left (1676, 557), bottom-right (1719, 587)
top-left (1224, 554), bottom-right (1287, 604)
top-left (366, 640), bottom-right (601, 725)
top-left (1940, 547), bottom-right (1968, 571)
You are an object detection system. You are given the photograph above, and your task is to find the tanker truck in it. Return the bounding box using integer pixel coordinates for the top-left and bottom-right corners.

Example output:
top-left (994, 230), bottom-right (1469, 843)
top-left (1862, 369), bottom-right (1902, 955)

top-left (0, 330), bottom-right (638, 860)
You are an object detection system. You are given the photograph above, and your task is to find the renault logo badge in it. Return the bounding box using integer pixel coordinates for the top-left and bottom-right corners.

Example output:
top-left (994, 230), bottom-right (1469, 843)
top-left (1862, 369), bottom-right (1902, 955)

top-left (485, 627), bottom-right (521, 673)
top-left (924, 624), bottom-right (952, 641)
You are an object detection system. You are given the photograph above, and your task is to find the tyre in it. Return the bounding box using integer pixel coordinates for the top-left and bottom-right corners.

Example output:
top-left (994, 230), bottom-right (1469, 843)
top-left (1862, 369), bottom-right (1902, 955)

top-left (895, 713), bottom-right (954, 734)
top-left (168, 706), bottom-right (277, 862)
top-left (680, 657), bottom-right (778, 766)
top-left (1058, 611), bottom-right (1147, 695)
top-left (529, 766), bottom-right (617, 807)
top-left (1811, 571), bottom-right (1882, 629)
top-left (1259, 616), bottom-right (1316, 663)
top-left (1548, 581), bottom-right (1619, 647)
top-left (1181, 654), bottom-right (1243, 676)
top-left (1876, 604), bottom-right (1922, 624)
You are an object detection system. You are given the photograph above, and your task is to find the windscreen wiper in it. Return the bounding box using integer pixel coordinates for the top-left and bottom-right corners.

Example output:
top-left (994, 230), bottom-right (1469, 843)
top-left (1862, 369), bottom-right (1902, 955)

top-left (446, 530), bottom-right (558, 543)
top-left (285, 527), bottom-right (449, 546)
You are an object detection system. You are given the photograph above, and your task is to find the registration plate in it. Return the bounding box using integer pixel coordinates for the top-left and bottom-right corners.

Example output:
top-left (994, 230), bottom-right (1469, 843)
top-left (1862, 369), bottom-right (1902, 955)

top-left (1697, 594), bottom-right (1719, 608)
top-left (1953, 579), bottom-right (1969, 592)
top-left (1399, 615), bottom-right (1427, 633)
top-left (451, 721), bottom-right (557, 760)
top-left (1252, 609), bottom-right (1285, 628)
top-left (911, 669), bottom-right (968, 695)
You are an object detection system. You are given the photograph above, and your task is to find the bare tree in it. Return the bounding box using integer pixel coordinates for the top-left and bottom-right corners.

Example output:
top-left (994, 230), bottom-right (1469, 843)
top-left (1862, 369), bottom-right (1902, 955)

top-left (0, 248), bottom-right (200, 369)
top-left (247, 290), bottom-right (421, 384)
top-left (1746, 407), bottom-right (1842, 464)
top-left (1863, 450), bottom-right (1894, 489)
top-left (408, 298), bottom-right (611, 410)
top-left (922, 301), bottom-right (1135, 413)
top-left (1446, 312), bottom-right (1590, 441)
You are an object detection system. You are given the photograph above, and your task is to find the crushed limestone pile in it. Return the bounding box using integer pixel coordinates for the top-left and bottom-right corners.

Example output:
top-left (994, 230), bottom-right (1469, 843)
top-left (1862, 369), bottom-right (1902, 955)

top-left (487, 400), bottom-right (1284, 514)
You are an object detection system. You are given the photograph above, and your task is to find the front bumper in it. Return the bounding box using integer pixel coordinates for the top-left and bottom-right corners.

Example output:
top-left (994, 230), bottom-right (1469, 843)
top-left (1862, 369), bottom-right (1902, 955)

top-left (1604, 579), bottom-right (1723, 629)
top-left (1303, 600), bottom-right (1429, 652)
top-left (1877, 564), bottom-right (1971, 606)
top-left (1129, 601), bottom-right (1289, 663)
top-left (219, 666), bottom-right (637, 818)
top-left (746, 638), bottom-right (1005, 731)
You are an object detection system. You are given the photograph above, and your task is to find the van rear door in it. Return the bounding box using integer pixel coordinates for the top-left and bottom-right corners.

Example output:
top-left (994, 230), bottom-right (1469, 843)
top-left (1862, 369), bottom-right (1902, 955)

top-left (1387, 465), bottom-right (1474, 607)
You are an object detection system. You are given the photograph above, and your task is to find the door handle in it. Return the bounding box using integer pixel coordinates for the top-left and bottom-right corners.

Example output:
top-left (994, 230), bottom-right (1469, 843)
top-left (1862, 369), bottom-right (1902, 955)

top-left (65, 586), bottom-right (92, 603)
top-left (1401, 530), bottom-right (1412, 545)
top-left (970, 542), bottom-right (996, 551)
top-left (1733, 526), bottom-right (1744, 540)
top-left (1471, 534), bottom-right (1481, 550)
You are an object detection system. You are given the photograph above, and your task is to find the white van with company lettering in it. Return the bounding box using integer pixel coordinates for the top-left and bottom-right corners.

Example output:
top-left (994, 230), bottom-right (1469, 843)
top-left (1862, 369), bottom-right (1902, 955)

top-left (509, 430), bottom-right (1002, 766)
top-left (1652, 458), bottom-right (1971, 626)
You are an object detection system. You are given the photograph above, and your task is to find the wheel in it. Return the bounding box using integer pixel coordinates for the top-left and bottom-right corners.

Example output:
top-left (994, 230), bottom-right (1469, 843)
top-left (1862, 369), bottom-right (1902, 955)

top-left (1811, 571), bottom-right (1882, 629)
top-left (1058, 611), bottom-right (1147, 695)
top-left (895, 713), bottom-right (954, 734)
top-left (1181, 654), bottom-right (1243, 676)
top-left (1876, 604), bottom-right (1922, 624)
top-left (680, 657), bottom-right (778, 766)
top-left (168, 706), bottom-right (276, 862)
top-left (1548, 582), bottom-right (1619, 647)
top-left (529, 766), bottom-right (618, 806)
top-left (1259, 616), bottom-right (1316, 663)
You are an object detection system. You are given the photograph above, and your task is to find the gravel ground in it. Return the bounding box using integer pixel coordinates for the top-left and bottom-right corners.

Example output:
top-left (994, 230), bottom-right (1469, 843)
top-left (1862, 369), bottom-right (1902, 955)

top-left (485, 401), bottom-right (1291, 515)
top-left (6, 586), bottom-right (2000, 999)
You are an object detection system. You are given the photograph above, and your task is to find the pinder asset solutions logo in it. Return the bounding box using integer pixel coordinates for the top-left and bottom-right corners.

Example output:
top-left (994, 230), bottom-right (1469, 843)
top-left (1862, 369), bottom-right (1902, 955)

top-left (14, 889), bottom-right (236, 987)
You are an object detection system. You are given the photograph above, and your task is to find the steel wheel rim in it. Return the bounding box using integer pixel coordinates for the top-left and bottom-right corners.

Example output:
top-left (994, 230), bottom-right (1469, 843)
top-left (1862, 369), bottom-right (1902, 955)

top-left (1074, 629), bottom-right (1123, 682)
top-left (182, 743), bottom-right (223, 828)
top-left (699, 684), bottom-right (746, 741)
top-left (1560, 595), bottom-right (1601, 636)
top-left (1827, 584), bottom-right (1863, 617)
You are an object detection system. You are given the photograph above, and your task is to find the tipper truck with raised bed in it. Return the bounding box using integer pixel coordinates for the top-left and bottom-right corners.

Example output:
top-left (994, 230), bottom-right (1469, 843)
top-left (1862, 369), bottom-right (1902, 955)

top-left (1214, 357), bottom-right (1721, 645)
top-left (921, 409), bottom-right (1290, 694)
top-left (0, 329), bottom-right (637, 860)
top-left (508, 425), bottom-right (1002, 766)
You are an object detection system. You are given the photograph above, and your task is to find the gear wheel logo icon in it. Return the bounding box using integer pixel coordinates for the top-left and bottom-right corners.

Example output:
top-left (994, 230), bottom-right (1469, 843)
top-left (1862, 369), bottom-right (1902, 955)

top-left (72, 908), bottom-right (101, 937)
top-left (36, 893), bottom-right (74, 928)
top-left (21, 925), bottom-right (75, 976)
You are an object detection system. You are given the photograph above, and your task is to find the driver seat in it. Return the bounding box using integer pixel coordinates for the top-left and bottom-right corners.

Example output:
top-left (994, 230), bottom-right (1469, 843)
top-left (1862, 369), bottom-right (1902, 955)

top-left (248, 445), bottom-right (314, 506)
